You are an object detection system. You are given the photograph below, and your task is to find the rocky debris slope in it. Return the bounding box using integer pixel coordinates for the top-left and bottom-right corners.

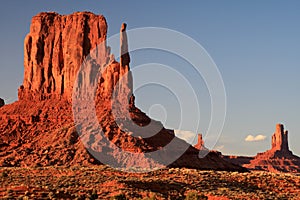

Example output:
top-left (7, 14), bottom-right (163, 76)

top-left (224, 124), bottom-right (300, 173)
top-left (0, 12), bottom-right (245, 172)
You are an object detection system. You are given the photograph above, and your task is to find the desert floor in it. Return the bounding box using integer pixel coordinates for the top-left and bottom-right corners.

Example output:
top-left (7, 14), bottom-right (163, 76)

top-left (0, 166), bottom-right (299, 199)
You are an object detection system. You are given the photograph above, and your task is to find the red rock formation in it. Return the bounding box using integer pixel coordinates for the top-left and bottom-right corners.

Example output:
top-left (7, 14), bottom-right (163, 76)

top-left (0, 98), bottom-right (4, 108)
top-left (224, 124), bottom-right (300, 173)
top-left (0, 12), bottom-right (246, 172)
top-left (271, 124), bottom-right (289, 152)
top-left (256, 124), bottom-right (294, 159)
top-left (18, 12), bottom-right (108, 101)
top-left (194, 134), bottom-right (208, 151)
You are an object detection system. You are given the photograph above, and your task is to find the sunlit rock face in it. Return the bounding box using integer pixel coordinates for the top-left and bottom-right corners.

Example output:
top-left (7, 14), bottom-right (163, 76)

top-left (271, 124), bottom-right (289, 152)
top-left (19, 12), bottom-right (109, 101)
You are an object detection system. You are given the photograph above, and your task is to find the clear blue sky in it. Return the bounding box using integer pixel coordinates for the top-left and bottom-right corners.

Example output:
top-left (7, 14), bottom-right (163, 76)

top-left (0, 1), bottom-right (299, 156)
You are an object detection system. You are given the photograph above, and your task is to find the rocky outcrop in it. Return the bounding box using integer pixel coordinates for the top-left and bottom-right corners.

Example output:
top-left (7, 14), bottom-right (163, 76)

top-left (194, 134), bottom-right (204, 150)
top-left (0, 12), bottom-right (246, 172)
top-left (194, 134), bottom-right (208, 151)
top-left (18, 12), bottom-right (108, 101)
top-left (252, 124), bottom-right (295, 159)
top-left (224, 124), bottom-right (300, 173)
top-left (271, 124), bottom-right (289, 152)
top-left (0, 98), bottom-right (4, 108)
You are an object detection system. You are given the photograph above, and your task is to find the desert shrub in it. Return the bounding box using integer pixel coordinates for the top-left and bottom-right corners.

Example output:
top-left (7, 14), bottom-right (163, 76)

top-left (110, 193), bottom-right (127, 200)
top-left (185, 191), bottom-right (208, 200)
top-left (143, 197), bottom-right (156, 200)
top-left (143, 193), bottom-right (156, 200)
top-left (1, 170), bottom-right (8, 177)
top-left (88, 189), bottom-right (98, 200)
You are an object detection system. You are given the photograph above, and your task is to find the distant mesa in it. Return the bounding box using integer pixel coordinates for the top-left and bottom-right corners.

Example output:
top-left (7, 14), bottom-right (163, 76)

top-left (224, 124), bottom-right (300, 173)
top-left (0, 98), bottom-right (4, 108)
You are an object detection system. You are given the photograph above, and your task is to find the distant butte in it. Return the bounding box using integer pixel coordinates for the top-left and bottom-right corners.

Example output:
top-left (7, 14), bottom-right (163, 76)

top-left (223, 124), bottom-right (300, 173)
top-left (270, 124), bottom-right (292, 156)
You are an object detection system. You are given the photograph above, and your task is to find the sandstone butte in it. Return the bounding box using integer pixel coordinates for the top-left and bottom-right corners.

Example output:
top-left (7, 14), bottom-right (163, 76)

top-left (223, 124), bottom-right (300, 173)
top-left (0, 12), bottom-right (246, 171)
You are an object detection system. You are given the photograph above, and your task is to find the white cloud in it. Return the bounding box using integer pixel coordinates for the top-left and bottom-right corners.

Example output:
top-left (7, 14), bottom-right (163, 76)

top-left (245, 134), bottom-right (267, 142)
top-left (174, 130), bottom-right (197, 145)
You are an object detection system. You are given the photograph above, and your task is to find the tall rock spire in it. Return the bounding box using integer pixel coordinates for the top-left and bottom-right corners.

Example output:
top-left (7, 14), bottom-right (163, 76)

top-left (120, 23), bottom-right (130, 68)
top-left (271, 124), bottom-right (289, 152)
top-left (116, 23), bottom-right (133, 106)
top-left (194, 134), bottom-right (205, 150)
